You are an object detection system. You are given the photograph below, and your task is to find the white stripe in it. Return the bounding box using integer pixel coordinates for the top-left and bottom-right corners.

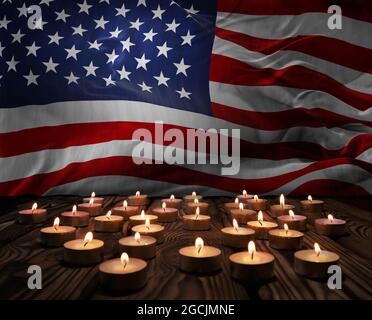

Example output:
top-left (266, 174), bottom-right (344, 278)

top-left (0, 100), bottom-right (369, 150)
top-left (210, 82), bottom-right (372, 121)
top-left (216, 12), bottom-right (372, 50)
top-left (357, 148), bottom-right (372, 163)
top-left (0, 140), bottom-right (313, 182)
top-left (213, 36), bottom-right (372, 94)
top-left (265, 164), bottom-right (372, 195)
top-left (43, 175), bottom-right (233, 197)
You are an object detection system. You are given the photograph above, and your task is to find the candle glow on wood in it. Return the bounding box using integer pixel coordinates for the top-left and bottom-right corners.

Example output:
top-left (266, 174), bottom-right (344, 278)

top-left (83, 232), bottom-right (93, 247)
top-left (195, 237), bottom-right (204, 255)
top-left (121, 252), bottom-right (129, 270)
top-left (32, 202), bottom-right (37, 213)
top-left (53, 217), bottom-right (60, 231)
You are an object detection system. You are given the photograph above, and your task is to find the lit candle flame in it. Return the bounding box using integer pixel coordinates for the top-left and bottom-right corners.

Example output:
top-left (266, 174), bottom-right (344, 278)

top-left (89, 197), bottom-right (94, 206)
top-left (239, 202), bottom-right (244, 211)
top-left (314, 243), bottom-right (321, 257)
top-left (233, 219), bottom-right (239, 232)
top-left (134, 232), bottom-right (141, 243)
top-left (328, 214), bottom-right (334, 223)
top-left (284, 223), bottom-right (289, 235)
top-left (248, 241), bottom-right (256, 260)
top-left (31, 202), bottom-right (37, 212)
top-left (145, 217), bottom-right (150, 230)
top-left (123, 200), bottom-right (128, 209)
top-left (170, 194), bottom-right (175, 200)
top-left (136, 190), bottom-right (140, 197)
top-left (162, 202), bottom-right (166, 211)
top-left (140, 210), bottom-right (146, 219)
top-left (242, 189), bottom-right (247, 197)
top-left (308, 195), bottom-right (313, 202)
top-left (195, 207), bottom-right (200, 219)
top-left (254, 195), bottom-right (259, 202)
top-left (53, 217), bottom-right (60, 231)
top-left (72, 205), bottom-right (77, 215)
top-left (194, 198), bottom-right (199, 204)
top-left (280, 194), bottom-right (285, 208)
top-left (121, 252), bottom-right (129, 269)
top-left (106, 210), bottom-right (112, 220)
top-left (195, 237), bottom-right (204, 254)
top-left (234, 197), bottom-right (239, 204)
top-left (91, 192), bottom-right (95, 199)
top-left (258, 210), bottom-right (263, 225)
top-left (289, 209), bottom-right (295, 220)
top-left (83, 232), bottom-right (93, 247)
top-left (192, 191), bottom-right (196, 198)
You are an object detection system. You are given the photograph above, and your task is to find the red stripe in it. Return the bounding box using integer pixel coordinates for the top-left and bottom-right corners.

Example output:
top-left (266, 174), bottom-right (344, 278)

top-left (210, 54), bottom-right (372, 111)
top-left (215, 27), bottom-right (372, 75)
top-left (212, 102), bottom-right (372, 129)
top-left (217, 0), bottom-right (372, 24)
top-left (0, 156), bottom-right (370, 195)
top-left (0, 122), bottom-right (371, 161)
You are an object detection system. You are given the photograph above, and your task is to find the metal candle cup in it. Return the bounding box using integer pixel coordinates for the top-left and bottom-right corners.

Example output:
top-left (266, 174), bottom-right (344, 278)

top-left (152, 204), bottom-right (178, 223)
top-left (131, 223), bottom-right (165, 244)
top-left (301, 196), bottom-right (324, 213)
top-left (78, 202), bottom-right (102, 217)
top-left (61, 205), bottom-right (90, 227)
top-left (40, 218), bottom-right (76, 247)
top-left (314, 216), bottom-right (346, 237)
top-left (221, 222), bottom-right (255, 248)
top-left (245, 195), bottom-right (268, 211)
top-left (230, 207), bottom-right (256, 224)
top-left (268, 227), bottom-right (304, 250)
top-left (18, 203), bottom-right (47, 224)
top-left (93, 211), bottom-right (124, 233)
top-left (182, 214), bottom-right (211, 231)
top-left (127, 192), bottom-right (148, 206)
top-left (277, 211), bottom-right (307, 231)
top-left (119, 234), bottom-right (156, 260)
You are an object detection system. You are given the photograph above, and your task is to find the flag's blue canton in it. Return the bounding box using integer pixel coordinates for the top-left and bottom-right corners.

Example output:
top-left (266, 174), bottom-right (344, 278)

top-left (0, 0), bottom-right (217, 115)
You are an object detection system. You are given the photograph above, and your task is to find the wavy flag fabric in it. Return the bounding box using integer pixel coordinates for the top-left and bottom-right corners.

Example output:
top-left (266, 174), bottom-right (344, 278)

top-left (0, 0), bottom-right (371, 196)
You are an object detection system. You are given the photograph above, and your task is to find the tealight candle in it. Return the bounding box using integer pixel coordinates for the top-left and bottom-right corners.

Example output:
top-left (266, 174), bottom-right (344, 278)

top-left (119, 232), bottom-right (156, 260)
top-left (63, 232), bottom-right (104, 265)
top-left (185, 198), bottom-right (208, 214)
top-left (277, 210), bottom-right (307, 231)
top-left (18, 203), bottom-right (47, 224)
top-left (112, 200), bottom-right (140, 220)
top-left (230, 203), bottom-right (256, 224)
top-left (94, 210), bottom-right (124, 233)
top-left (61, 205), bottom-right (90, 227)
top-left (221, 219), bottom-right (255, 248)
top-left (129, 210), bottom-right (158, 227)
top-left (83, 192), bottom-right (104, 205)
top-left (179, 237), bottom-right (221, 274)
top-left (245, 195), bottom-right (268, 211)
top-left (270, 194), bottom-right (295, 217)
top-left (161, 194), bottom-right (182, 208)
top-left (314, 214), bottom-right (346, 237)
top-left (247, 211), bottom-right (278, 239)
top-left (237, 189), bottom-right (253, 203)
top-left (127, 191), bottom-right (148, 206)
top-left (301, 195), bottom-right (324, 213)
top-left (40, 217), bottom-right (76, 247)
top-left (78, 198), bottom-right (102, 217)
top-left (224, 198), bottom-right (243, 211)
top-left (229, 241), bottom-right (274, 282)
top-left (183, 191), bottom-right (203, 203)
top-left (294, 243), bottom-right (340, 278)
top-left (99, 252), bottom-right (148, 291)
top-left (182, 207), bottom-right (211, 231)
top-left (152, 202), bottom-right (178, 223)
top-left (131, 218), bottom-right (165, 243)
top-left (268, 224), bottom-right (304, 250)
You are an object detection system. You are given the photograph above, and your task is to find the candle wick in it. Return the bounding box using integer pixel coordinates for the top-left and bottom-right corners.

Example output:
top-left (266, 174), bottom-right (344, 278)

top-left (251, 252), bottom-right (254, 260)
top-left (197, 247), bottom-right (202, 254)
top-left (54, 226), bottom-right (58, 231)
top-left (146, 225), bottom-right (150, 230)
top-left (259, 220), bottom-right (263, 226)
top-left (123, 262), bottom-right (127, 270)
top-left (83, 241), bottom-right (88, 247)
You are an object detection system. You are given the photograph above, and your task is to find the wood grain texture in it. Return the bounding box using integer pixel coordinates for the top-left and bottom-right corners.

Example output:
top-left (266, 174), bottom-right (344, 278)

top-left (0, 196), bottom-right (371, 300)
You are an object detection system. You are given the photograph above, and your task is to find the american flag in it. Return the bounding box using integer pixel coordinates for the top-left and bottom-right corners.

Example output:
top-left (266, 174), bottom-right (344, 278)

top-left (0, 0), bottom-right (371, 196)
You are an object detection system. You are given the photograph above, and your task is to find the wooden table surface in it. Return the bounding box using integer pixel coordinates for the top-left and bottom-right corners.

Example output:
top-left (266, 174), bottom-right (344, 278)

top-left (0, 196), bottom-right (371, 300)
